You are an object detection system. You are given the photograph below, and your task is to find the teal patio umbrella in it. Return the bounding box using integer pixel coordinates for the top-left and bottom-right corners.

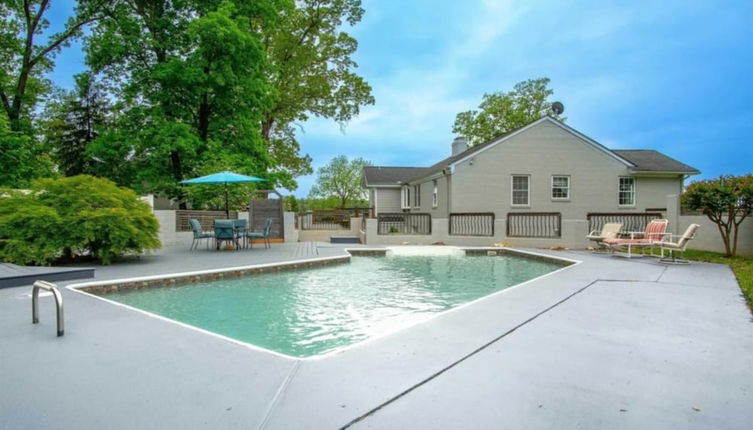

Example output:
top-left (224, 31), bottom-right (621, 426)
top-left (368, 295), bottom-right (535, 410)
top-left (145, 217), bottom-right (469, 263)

top-left (180, 171), bottom-right (266, 218)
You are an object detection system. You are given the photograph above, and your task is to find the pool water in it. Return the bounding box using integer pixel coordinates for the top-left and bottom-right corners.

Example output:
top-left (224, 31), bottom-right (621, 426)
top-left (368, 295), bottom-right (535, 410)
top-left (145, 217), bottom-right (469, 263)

top-left (103, 254), bottom-right (562, 357)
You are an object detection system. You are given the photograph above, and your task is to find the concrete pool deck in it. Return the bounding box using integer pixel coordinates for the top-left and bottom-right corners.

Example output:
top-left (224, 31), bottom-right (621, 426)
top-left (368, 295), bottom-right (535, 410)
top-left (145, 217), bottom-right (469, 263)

top-left (1, 243), bottom-right (751, 429)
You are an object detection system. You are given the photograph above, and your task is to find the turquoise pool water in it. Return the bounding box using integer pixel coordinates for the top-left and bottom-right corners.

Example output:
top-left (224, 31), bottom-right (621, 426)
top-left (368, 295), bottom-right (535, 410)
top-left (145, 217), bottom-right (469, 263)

top-left (103, 254), bottom-right (562, 357)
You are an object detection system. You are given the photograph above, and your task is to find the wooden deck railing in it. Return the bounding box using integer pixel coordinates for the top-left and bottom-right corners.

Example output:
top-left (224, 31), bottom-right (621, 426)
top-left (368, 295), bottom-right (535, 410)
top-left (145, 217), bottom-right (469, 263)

top-left (377, 213), bottom-right (432, 235)
top-left (299, 211), bottom-right (351, 230)
top-left (449, 212), bottom-right (495, 236)
top-left (586, 213), bottom-right (663, 234)
top-left (506, 212), bottom-right (561, 238)
top-left (176, 210), bottom-right (237, 232)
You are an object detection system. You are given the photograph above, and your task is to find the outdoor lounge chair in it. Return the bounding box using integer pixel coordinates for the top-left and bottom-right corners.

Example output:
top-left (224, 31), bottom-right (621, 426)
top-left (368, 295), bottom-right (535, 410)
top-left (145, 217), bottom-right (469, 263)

top-left (657, 223), bottom-right (700, 264)
top-left (246, 218), bottom-right (273, 249)
top-left (586, 222), bottom-right (623, 252)
top-left (214, 219), bottom-right (240, 250)
top-left (189, 219), bottom-right (214, 250)
top-left (603, 219), bottom-right (669, 258)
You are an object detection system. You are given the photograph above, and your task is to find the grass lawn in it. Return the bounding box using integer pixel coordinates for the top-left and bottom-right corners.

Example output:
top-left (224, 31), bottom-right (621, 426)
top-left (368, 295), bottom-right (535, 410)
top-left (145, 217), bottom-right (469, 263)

top-left (683, 249), bottom-right (753, 310)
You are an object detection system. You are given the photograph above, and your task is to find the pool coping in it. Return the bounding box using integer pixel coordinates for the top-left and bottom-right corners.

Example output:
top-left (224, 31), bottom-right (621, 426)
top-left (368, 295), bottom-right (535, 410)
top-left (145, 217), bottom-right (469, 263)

top-left (66, 246), bottom-right (580, 361)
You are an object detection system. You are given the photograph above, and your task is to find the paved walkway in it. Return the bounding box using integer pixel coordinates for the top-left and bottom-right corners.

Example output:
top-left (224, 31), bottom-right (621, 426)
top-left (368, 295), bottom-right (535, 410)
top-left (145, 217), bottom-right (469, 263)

top-left (0, 245), bottom-right (750, 430)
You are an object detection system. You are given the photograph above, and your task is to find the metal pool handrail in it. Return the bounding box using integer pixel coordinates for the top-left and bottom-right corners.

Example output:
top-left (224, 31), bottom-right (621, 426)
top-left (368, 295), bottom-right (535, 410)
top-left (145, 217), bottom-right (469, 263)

top-left (32, 280), bottom-right (64, 337)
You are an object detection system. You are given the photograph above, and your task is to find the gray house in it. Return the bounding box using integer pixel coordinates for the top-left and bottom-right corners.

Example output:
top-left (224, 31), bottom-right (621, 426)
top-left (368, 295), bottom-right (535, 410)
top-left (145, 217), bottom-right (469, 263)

top-left (362, 117), bottom-right (699, 246)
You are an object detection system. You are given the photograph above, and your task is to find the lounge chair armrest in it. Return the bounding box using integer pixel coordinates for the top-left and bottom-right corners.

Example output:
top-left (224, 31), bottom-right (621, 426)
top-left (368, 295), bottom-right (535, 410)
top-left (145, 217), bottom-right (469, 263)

top-left (656, 233), bottom-right (680, 243)
top-left (623, 231), bottom-right (644, 239)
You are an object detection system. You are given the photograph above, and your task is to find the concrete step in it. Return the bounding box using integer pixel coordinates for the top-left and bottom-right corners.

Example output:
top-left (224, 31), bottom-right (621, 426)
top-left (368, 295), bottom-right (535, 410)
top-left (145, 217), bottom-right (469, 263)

top-left (330, 236), bottom-right (361, 244)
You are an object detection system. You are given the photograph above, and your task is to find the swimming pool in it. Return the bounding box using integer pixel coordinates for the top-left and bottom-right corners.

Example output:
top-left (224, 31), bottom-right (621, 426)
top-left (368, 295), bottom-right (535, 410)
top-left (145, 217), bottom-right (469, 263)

top-left (94, 249), bottom-right (565, 358)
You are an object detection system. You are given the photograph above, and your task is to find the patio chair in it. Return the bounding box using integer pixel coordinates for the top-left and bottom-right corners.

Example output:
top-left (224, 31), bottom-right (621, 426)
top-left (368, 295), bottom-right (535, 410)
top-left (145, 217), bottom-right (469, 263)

top-left (214, 219), bottom-right (240, 250)
top-left (189, 219), bottom-right (214, 250)
top-left (657, 224), bottom-right (700, 264)
top-left (233, 219), bottom-right (249, 248)
top-left (586, 222), bottom-right (623, 252)
top-left (246, 218), bottom-right (273, 249)
top-left (603, 219), bottom-right (669, 258)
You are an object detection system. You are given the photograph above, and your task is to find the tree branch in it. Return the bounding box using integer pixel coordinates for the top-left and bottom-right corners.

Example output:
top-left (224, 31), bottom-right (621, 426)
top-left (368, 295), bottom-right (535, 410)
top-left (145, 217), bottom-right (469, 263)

top-left (30, 0), bottom-right (51, 37)
top-left (29, 17), bottom-right (98, 68)
top-left (0, 90), bottom-right (10, 113)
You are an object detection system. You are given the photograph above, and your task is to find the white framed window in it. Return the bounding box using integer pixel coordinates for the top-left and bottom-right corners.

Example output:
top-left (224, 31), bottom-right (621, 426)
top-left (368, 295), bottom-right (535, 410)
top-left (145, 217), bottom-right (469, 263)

top-left (432, 180), bottom-right (438, 208)
top-left (551, 175), bottom-right (570, 200)
top-left (618, 176), bottom-right (636, 206)
top-left (511, 175), bottom-right (530, 206)
top-left (401, 186), bottom-right (411, 209)
top-left (413, 184), bottom-right (421, 207)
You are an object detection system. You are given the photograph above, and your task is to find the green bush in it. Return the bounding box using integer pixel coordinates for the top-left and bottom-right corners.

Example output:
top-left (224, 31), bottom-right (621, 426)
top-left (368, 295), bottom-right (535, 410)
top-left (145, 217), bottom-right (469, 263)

top-left (0, 176), bottom-right (161, 265)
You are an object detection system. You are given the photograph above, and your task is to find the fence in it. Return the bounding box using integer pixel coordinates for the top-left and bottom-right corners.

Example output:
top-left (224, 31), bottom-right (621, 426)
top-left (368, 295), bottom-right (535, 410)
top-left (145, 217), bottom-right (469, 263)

top-left (175, 210), bottom-right (237, 232)
top-left (377, 213), bottom-right (432, 235)
top-left (506, 213), bottom-right (561, 238)
top-left (299, 211), bottom-right (351, 230)
top-left (449, 213), bottom-right (495, 236)
top-left (586, 212), bottom-right (662, 234)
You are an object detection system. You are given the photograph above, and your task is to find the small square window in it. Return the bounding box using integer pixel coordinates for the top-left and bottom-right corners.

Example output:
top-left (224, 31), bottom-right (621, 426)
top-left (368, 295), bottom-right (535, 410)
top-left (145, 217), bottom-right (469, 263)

top-left (552, 176), bottom-right (570, 200)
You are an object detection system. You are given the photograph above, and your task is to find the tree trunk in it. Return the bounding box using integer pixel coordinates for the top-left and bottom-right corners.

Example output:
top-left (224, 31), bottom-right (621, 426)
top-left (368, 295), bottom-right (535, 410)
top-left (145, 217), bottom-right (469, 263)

top-left (170, 150), bottom-right (187, 209)
top-left (261, 116), bottom-right (275, 141)
top-left (197, 92), bottom-right (211, 142)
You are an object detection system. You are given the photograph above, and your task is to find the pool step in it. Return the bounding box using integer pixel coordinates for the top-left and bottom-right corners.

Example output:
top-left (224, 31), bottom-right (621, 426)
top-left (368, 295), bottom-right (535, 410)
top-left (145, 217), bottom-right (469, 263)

top-left (330, 236), bottom-right (361, 244)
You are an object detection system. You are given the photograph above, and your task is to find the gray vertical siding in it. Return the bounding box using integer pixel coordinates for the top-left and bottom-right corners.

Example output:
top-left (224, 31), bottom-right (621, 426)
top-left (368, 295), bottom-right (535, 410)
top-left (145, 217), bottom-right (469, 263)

top-left (447, 121), bottom-right (683, 219)
top-left (375, 188), bottom-right (402, 214)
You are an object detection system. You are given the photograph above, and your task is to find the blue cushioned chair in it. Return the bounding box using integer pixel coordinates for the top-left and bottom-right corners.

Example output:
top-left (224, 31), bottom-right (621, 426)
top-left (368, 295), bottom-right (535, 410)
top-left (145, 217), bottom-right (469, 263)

top-left (189, 219), bottom-right (214, 250)
top-left (246, 218), bottom-right (273, 249)
top-left (214, 219), bottom-right (240, 250)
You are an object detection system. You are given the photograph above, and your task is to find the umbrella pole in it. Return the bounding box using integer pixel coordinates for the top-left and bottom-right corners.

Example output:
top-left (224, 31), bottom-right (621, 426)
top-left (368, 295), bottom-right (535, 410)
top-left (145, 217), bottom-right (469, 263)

top-left (224, 182), bottom-right (229, 219)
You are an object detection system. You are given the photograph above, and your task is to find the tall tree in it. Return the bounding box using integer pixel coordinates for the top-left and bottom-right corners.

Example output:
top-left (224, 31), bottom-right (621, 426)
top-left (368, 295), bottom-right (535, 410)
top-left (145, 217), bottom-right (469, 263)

top-left (0, 112), bottom-right (37, 186)
top-left (44, 72), bottom-right (109, 176)
top-left (309, 155), bottom-right (370, 208)
top-left (683, 175), bottom-right (753, 257)
top-left (452, 78), bottom-right (563, 146)
top-left (85, 0), bottom-right (284, 200)
top-left (261, 0), bottom-right (374, 189)
top-left (0, 0), bottom-right (106, 130)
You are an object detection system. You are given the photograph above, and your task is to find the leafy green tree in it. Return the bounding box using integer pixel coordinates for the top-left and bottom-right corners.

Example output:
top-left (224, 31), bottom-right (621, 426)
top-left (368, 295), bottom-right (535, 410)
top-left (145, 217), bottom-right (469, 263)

top-left (309, 155), bottom-right (370, 208)
top-left (0, 188), bottom-right (63, 264)
top-left (0, 0), bottom-right (106, 129)
top-left (260, 0), bottom-right (374, 189)
top-left (0, 113), bottom-right (37, 186)
top-left (452, 78), bottom-right (563, 146)
top-left (283, 195), bottom-right (300, 212)
top-left (683, 174), bottom-right (753, 257)
top-left (85, 1), bottom-right (280, 200)
top-left (0, 175), bottom-right (160, 265)
top-left (43, 72), bottom-right (109, 176)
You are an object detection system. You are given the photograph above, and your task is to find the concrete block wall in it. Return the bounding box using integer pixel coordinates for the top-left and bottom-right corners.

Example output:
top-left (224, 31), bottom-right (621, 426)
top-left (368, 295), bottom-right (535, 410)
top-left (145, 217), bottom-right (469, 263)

top-left (669, 194), bottom-right (753, 256)
top-left (283, 212), bottom-right (298, 243)
top-left (154, 210), bottom-right (192, 246)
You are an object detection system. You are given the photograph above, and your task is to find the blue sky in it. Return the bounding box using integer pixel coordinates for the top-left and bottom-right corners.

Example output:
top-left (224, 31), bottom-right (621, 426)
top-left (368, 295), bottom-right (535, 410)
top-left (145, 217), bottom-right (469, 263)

top-left (48, 0), bottom-right (752, 197)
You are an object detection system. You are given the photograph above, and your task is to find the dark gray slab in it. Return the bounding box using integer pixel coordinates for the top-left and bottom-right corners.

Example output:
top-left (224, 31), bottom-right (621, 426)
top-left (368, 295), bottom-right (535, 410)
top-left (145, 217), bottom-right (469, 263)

top-left (0, 263), bottom-right (94, 288)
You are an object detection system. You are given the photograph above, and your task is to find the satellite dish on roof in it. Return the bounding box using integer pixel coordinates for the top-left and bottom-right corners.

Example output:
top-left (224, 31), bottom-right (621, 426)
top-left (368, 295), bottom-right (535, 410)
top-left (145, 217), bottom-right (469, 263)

top-left (551, 101), bottom-right (564, 115)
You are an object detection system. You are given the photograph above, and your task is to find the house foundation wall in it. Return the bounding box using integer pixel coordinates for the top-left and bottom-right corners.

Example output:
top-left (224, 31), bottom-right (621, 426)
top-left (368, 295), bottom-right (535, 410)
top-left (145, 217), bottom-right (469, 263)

top-left (360, 195), bottom-right (753, 255)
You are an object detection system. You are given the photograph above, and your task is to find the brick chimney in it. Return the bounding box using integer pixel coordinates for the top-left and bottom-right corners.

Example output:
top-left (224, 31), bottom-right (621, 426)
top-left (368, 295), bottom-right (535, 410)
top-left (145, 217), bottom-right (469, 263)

top-left (452, 136), bottom-right (468, 156)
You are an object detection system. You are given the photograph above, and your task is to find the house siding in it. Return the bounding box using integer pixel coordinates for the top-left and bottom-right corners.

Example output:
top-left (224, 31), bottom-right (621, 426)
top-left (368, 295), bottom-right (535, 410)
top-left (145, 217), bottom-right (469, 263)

top-left (447, 121), bottom-right (683, 221)
top-left (412, 175), bottom-right (449, 218)
top-left (375, 188), bottom-right (401, 214)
